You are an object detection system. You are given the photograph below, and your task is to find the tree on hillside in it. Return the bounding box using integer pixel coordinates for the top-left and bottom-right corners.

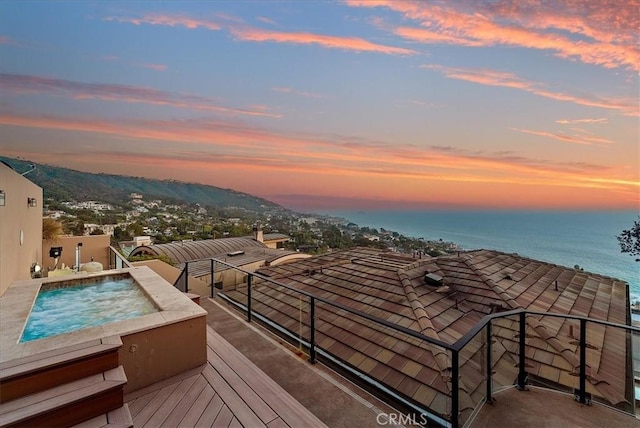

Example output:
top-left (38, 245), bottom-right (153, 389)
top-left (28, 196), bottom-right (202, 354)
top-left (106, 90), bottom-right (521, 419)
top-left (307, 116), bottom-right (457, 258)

top-left (618, 216), bottom-right (640, 261)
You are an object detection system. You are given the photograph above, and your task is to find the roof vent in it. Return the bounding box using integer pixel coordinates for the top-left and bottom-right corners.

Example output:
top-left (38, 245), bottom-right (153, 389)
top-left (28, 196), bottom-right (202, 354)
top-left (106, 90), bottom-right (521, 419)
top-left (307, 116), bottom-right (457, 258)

top-left (424, 272), bottom-right (443, 287)
top-left (227, 250), bottom-right (245, 257)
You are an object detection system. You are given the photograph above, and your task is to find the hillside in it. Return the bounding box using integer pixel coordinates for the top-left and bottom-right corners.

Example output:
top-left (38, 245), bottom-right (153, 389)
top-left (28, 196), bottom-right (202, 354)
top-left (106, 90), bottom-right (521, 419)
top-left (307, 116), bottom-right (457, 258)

top-left (0, 157), bottom-right (285, 212)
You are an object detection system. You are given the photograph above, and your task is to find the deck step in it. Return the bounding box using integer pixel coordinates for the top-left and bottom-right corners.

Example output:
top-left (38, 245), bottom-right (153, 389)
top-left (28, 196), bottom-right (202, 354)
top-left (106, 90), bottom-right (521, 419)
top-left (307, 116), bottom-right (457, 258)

top-left (0, 336), bottom-right (122, 402)
top-left (72, 404), bottom-right (134, 428)
top-left (0, 366), bottom-right (127, 428)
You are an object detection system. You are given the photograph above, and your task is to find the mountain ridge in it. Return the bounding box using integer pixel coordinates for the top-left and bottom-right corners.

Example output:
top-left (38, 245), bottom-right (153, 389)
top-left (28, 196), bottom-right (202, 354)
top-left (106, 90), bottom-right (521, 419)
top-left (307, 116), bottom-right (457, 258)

top-left (0, 156), bottom-right (286, 212)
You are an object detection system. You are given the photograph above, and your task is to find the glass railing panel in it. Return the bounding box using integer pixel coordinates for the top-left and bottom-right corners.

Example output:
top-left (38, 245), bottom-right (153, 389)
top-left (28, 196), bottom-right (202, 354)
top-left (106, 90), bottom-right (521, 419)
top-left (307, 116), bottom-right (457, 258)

top-left (312, 299), bottom-right (452, 426)
top-left (520, 313), bottom-right (636, 418)
top-left (488, 314), bottom-right (520, 393)
top-left (108, 246), bottom-right (131, 269)
top-left (456, 322), bottom-right (489, 426)
top-left (247, 274), bottom-right (311, 341)
top-left (587, 322), bottom-right (635, 415)
top-left (218, 265), bottom-right (249, 309)
top-left (521, 313), bottom-right (576, 395)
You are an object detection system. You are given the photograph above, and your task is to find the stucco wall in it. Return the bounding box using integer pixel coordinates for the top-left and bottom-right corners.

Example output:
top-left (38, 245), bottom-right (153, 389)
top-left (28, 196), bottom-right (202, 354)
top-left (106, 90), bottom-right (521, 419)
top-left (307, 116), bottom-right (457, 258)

top-left (131, 259), bottom-right (210, 296)
top-left (0, 163), bottom-right (43, 296)
top-left (119, 316), bottom-right (207, 393)
top-left (42, 235), bottom-right (110, 273)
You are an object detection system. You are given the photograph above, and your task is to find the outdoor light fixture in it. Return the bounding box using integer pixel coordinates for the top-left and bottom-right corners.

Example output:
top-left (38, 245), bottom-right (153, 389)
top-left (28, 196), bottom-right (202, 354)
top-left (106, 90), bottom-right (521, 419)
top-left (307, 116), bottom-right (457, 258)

top-left (27, 197), bottom-right (37, 207)
top-left (30, 263), bottom-right (43, 279)
top-left (0, 190), bottom-right (5, 206)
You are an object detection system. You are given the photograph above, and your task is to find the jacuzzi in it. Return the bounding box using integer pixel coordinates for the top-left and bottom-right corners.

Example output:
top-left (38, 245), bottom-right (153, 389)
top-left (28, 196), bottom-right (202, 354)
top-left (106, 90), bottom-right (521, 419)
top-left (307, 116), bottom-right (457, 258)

top-left (0, 266), bottom-right (207, 392)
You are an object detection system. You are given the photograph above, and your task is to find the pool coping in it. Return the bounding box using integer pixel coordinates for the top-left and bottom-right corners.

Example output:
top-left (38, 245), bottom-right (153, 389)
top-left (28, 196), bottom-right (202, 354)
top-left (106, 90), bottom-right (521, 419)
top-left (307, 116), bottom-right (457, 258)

top-left (0, 266), bottom-right (207, 364)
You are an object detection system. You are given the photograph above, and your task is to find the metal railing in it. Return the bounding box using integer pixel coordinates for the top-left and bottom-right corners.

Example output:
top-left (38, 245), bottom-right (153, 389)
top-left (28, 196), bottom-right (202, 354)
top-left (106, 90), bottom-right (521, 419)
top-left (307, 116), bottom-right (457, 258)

top-left (176, 257), bottom-right (639, 428)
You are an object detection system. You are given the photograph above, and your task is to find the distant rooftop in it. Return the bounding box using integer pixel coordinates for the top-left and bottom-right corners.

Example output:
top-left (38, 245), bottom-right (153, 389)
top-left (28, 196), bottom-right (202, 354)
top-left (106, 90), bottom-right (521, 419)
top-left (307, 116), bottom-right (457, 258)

top-left (130, 236), bottom-right (303, 278)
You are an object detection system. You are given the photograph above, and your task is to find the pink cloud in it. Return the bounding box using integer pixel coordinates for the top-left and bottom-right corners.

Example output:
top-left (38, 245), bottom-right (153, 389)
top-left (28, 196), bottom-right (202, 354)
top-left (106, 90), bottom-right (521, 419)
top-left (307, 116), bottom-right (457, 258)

top-left (422, 64), bottom-right (638, 116)
top-left (106, 13), bottom-right (414, 55)
top-left (140, 63), bottom-right (168, 71)
top-left (0, 73), bottom-right (280, 118)
top-left (271, 87), bottom-right (293, 93)
top-left (105, 14), bottom-right (221, 31)
top-left (346, 0), bottom-right (640, 72)
top-left (271, 86), bottom-right (327, 98)
top-left (556, 118), bottom-right (609, 124)
top-left (510, 128), bottom-right (614, 145)
top-left (256, 16), bottom-right (277, 26)
top-left (229, 26), bottom-right (415, 55)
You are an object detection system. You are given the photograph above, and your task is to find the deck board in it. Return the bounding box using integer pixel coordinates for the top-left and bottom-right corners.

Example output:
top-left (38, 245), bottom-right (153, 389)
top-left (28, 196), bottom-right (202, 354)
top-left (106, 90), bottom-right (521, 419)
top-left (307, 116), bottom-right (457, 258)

top-left (160, 375), bottom-right (208, 427)
top-left (125, 326), bottom-right (327, 428)
top-left (194, 393), bottom-right (224, 428)
top-left (178, 386), bottom-right (215, 428)
top-left (142, 374), bottom-right (199, 427)
top-left (131, 381), bottom-right (181, 427)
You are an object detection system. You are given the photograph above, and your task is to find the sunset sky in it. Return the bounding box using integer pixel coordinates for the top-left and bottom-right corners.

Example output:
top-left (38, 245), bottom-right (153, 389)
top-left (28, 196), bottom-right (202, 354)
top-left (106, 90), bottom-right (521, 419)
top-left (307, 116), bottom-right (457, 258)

top-left (1, 1), bottom-right (638, 211)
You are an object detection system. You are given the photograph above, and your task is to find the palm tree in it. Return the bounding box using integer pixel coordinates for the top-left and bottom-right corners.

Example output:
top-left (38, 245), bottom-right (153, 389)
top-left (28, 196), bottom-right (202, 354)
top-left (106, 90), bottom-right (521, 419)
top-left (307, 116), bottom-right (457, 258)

top-left (43, 218), bottom-right (63, 242)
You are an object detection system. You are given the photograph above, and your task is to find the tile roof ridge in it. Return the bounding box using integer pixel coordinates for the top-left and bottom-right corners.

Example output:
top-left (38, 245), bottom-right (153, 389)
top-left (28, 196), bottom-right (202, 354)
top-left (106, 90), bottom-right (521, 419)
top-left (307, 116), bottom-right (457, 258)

top-left (396, 268), bottom-right (440, 340)
top-left (393, 267), bottom-right (478, 407)
top-left (396, 268), bottom-right (450, 374)
top-left (459, 254), bottom-right (521, 310)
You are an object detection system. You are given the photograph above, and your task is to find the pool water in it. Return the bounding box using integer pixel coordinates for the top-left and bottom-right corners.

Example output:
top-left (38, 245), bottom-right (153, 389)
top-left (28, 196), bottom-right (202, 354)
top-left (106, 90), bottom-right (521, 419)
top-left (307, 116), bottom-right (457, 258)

top-left (20, 277), bottom-right (158, 342)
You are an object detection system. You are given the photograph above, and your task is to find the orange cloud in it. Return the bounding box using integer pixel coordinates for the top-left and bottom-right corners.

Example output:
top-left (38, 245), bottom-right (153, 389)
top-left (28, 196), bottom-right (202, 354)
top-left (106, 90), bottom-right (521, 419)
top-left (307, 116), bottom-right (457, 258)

top-left (229, 26), bottom-right (415, 55)
top-left (0, 73), bottom-right (280, 118)
top-left (2, 111), bottom-right (636, 200)
top-left (346, 0), bottom-right (640, 72)
top-left (422, 65), bottom-right (638, 116)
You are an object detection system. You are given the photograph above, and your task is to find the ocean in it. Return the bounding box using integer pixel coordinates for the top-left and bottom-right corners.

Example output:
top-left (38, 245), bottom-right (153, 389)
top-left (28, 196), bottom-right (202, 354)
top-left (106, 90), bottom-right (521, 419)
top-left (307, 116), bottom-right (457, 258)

top-left (322, 210), bottom-right (640, 303)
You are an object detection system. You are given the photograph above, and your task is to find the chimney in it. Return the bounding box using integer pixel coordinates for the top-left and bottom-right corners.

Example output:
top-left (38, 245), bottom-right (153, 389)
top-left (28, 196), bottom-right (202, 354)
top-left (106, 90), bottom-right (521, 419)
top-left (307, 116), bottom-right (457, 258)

top-left (253, 225), bottom-right (264, 243)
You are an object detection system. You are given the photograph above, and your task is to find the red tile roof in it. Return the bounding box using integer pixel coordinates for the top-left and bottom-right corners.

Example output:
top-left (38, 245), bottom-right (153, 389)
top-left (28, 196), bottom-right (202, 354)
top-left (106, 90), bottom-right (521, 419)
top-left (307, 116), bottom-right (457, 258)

top-left (224, 248), bottom-right (631, 423)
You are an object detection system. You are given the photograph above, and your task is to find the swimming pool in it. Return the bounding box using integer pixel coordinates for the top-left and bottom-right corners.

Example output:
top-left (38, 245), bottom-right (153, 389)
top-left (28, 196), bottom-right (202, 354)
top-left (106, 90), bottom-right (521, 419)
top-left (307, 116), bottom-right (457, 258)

top-left (21, 275), bottom-right (158, 342)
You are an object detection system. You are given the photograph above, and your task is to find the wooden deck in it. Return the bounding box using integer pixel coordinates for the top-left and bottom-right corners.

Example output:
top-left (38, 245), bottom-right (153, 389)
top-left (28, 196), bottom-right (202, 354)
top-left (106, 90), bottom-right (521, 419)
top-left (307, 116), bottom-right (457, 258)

top-left (124, 326), bottom-right (327, 428)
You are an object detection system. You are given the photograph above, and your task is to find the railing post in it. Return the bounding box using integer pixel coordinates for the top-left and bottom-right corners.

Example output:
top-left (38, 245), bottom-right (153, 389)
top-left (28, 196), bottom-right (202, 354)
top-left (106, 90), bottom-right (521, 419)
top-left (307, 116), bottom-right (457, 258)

top-left (486, 320), bottom-right (493, 403)
top-left (578, 318), bottom-right (587, 403)
top-left (451, 350), bottom-right (459, 428)
top-left (184, 262), bottom-right (189, 293)
top-left (310, 297), bottom-right (316, 364)
top-left (247, 273), bottom-right (252, 323)
top-left (210, 259), bottom-right (215, 299)
top-left (517, 311), bottom-right (527, 390)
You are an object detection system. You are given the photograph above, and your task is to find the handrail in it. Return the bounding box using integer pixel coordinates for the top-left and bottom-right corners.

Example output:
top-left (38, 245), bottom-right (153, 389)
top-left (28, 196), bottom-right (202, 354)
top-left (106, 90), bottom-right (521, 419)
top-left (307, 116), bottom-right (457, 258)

top-left (175, 256), bottom-right (638, 428)
top-left (452, 307), bottom-right (640, 353)
top-left (188, 257), bottom-right (454, 348)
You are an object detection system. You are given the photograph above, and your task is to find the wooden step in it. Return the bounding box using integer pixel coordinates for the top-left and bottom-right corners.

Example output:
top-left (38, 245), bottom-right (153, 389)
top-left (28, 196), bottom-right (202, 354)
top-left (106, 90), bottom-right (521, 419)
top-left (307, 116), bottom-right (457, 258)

top-left (0, 336), bottom-right (122, 402)
top-left (72, 404), bottom-right (133, 428)
top-left (0, 366), bottom-right (127, 428)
